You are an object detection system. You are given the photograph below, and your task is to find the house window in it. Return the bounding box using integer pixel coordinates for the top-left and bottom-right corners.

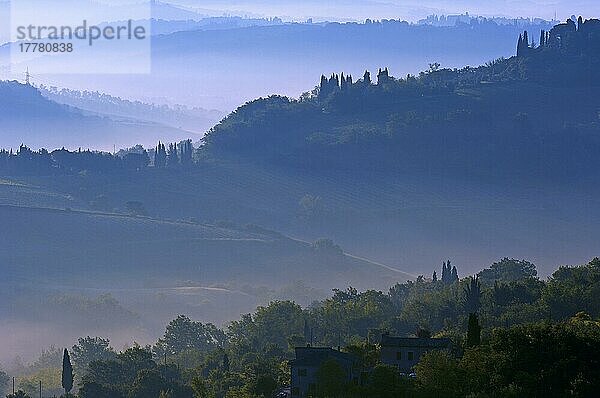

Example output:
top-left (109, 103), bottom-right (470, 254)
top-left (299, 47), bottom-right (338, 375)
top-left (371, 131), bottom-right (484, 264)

top-left (298, 368), bottom-right (307, 377)
top-left (408, 351), bottom-right (414, 361)
top-left (396, 351), bottom-right (402, 360)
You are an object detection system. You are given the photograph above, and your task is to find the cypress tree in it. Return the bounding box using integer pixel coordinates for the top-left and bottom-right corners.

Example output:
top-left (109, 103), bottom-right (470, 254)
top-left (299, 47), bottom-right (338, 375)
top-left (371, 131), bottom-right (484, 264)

top-left (432, 271), bottom-right (438, 282)
top-left (540, 30), bottom-right (546, 48)
top-left (167, 143), bottom-right (179, 167)
top-left (304, 318), bottom-right (311, 343)
top-left (464, 276), bottom-right (481, 313)
top-left (441, 261), bottom-right (448, 282)
top-left (451, 266), bottom-right (459, 282)
top-left (179, 139), bottom-right (193, 166)
top-left (154, 142), bottom-right (167, 168)
top-left (62, 348), bottom-right (74, 395)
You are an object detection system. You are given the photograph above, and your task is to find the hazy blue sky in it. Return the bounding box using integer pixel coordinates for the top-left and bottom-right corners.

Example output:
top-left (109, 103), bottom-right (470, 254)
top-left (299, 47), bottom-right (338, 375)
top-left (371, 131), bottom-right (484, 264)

top-left (171, 0), bottom-right (600, 21)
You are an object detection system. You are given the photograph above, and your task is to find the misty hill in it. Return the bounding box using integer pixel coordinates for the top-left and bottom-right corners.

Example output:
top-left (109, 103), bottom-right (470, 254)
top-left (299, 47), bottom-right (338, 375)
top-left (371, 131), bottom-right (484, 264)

top-left (147, 18), bottom-right (553, 110)
top-left (151, 0), bottom-right (207, 21)
top-left (149, 16), bottom-right (285, 36)
top-left (0, 201), bottom-right (410, 342)
top-left (2, 19), bottom-right (599, 277)
top-left (0, 81), bottom-right (199, 150)
top-left (6, 18), bottom-right (553, 113)
top-left (202, 18), bottom-right (600, 182)
top-left (38, 85), bottom-right (223, 134)
top-left (188, 18), bottom-right (599, 272)
top-left (0, 203), bottom-right (409, 290)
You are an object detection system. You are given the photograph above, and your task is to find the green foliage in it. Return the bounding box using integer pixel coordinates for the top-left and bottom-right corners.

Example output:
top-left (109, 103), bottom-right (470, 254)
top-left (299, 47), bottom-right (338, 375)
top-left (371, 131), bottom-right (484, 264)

top-left (466, 313), bottom-right (481, 347)
top-left (315, 359), bottom-right (347, 398)
top-left (365, 364), bottom-right (409, 398)
top-left (463, 276), bottom-right (481, 314)
top-left (155, 315), bottom-right (226, 357)
top-left (71, 337), bottom-right (116, 378)
top-left (410, 314), bottom-right (600, 397)
top-left (78, 381), bottom-right (123, 398)
top-left (228, 301), bottom-right (304, 357)
top-left (55, 257), bottom-right (600, 398)
top-left (312, 287), bottom-right (395, 346)
top-left (190, 376), bottom-right (210, 398)
top-left (478, 258), bottom-right (538, 285)
top-left (543, 258), bottom-right (600, 320)
top-left (127, 369), bottom-right (165, 398)
top-left (391, 276), bottom-right (463, 334)
top-left (16, 368), bottom-right (62, 397)
top-left (415, 350), bottom-right (463, 397)
top-left (344, 342), bottom-right (379, 370)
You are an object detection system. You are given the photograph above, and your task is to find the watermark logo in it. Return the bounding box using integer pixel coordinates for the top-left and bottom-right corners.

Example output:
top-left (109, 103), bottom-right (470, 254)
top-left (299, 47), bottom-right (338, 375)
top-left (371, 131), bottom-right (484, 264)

top-left (9, 0), bottom-right (151, 74)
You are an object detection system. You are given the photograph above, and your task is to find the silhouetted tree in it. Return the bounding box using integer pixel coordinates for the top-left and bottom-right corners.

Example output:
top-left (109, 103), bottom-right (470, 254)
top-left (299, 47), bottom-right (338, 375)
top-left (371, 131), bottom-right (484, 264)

top-left (166, 143), bottom-right (179, 167)
top-left (464, 276), bottom-right (481, 314)
top-left (451, 266), bottom-right (459, 282)
top-left (303, 319), bottom-right (311, 344)
top-left (71, 337), bottom-right (116, 377)
top-left (179, 139), bottom-right (193, 166)
top-left (377, 67), bottom-right (390, 85)
top-left (154, 142), bottom-right (167, 168)
top-left (62, 348), bottom-right (74, 395)
top-left (441, 260), bottom-right (458, 284)
top-left (441, 261), bottom-right (449, 283)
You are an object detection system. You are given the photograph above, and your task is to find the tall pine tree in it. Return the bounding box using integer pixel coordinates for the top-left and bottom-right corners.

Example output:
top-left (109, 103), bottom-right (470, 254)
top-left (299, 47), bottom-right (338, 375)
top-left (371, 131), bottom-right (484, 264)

top-left (62, 348), bottom-right (73, 395)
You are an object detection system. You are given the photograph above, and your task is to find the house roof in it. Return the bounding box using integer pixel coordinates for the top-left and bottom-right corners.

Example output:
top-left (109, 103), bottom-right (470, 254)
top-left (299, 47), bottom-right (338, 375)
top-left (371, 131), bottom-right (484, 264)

top-left (291, 346), bottom-right (356, 367)
top-left (380, 335), bottom-right (452, 349)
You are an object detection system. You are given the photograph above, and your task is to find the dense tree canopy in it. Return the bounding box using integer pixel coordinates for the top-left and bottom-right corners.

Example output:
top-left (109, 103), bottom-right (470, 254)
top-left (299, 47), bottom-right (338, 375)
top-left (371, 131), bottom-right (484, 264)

top-left (3, 257), bottom-right (595, 398)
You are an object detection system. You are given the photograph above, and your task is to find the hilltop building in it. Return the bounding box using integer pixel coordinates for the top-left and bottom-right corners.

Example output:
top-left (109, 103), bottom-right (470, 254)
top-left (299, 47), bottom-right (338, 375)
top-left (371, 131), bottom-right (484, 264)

top-left (379, 334), bottom-right (453, 373)
top-left (517, 16), bottom-right (600, 57)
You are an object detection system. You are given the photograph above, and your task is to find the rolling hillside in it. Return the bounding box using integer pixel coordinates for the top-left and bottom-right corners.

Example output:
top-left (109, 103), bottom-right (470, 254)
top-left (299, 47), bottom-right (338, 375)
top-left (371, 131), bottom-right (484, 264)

top-left (0, 200), bottom-right (410, 359)
top-left (0, 204), bottom-right (408, 289)
top-left (0, 81), bottom-right (198, 150)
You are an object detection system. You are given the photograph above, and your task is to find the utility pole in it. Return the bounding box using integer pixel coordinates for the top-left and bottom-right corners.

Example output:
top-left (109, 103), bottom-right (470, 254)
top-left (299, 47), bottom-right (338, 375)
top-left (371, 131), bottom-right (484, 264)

top-left (39, 380), bottom-right (42, 398)
top-left (12, 376), bottom-right (15, 394)
top-left (25, 67), bottom-right (31, 85)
